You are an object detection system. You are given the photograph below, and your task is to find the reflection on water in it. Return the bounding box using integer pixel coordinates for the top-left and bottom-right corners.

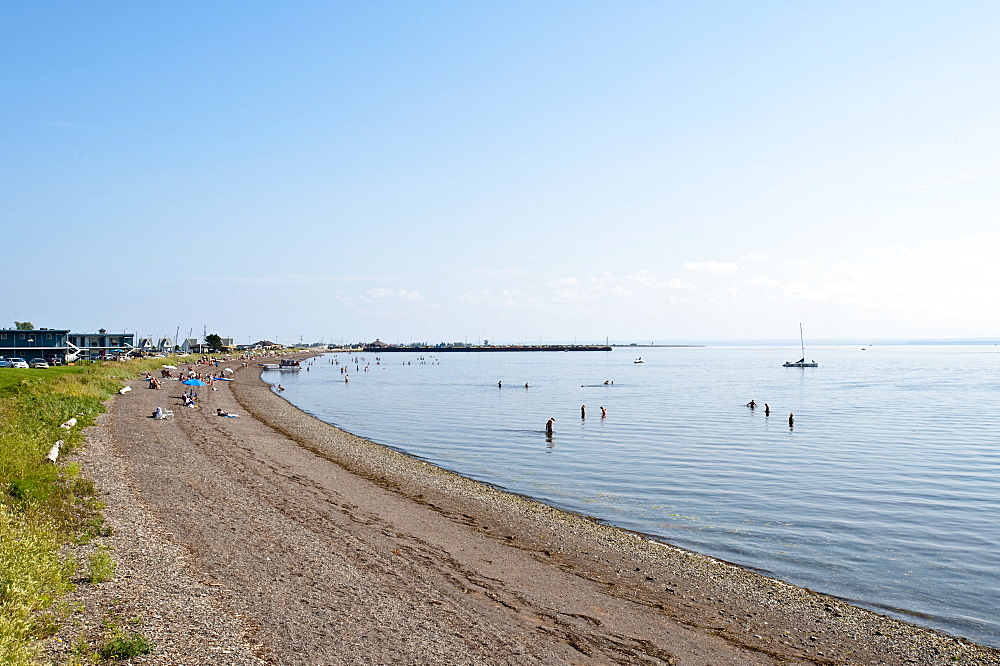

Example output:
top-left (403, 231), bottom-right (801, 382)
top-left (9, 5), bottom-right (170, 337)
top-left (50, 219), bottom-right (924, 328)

top-left (270, 345), bottom-right (1000, 647)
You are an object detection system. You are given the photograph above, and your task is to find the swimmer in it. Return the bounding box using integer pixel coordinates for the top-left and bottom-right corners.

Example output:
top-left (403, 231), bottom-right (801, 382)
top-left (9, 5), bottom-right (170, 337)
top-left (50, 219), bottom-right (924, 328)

top-left (524, 382), bottom-right (529, 389)
top-left (545, 417), bottom-right (555, 435)
top-left (747, 399), bottom-right (756, 409)
top-left (277, 384), bottom-right (285, 391)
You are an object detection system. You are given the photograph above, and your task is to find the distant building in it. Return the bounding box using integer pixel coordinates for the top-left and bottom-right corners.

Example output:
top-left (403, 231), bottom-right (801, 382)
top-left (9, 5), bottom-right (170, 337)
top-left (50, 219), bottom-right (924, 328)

top-left (0, 328), bottom-right (70, 361)
top-left (157, 337), bottom-right (174, 353)
top-left (179, 338), bottom-right (202, 353)
top-left (67, 329), bottom-right (136, 359)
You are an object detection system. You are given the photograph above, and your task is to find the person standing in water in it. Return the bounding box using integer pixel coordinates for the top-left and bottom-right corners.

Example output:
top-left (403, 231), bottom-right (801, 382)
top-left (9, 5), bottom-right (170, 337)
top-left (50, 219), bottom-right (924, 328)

top-left (545, 417), bottom-right (555, 435)
top-left (581, 405), bottom-right (586, 419)
top-left (764, 403), bottom-right (770, 416)
top-left (600, 406), bottom-right (607, 418)
top-left (747, 399), bottom-right (757, 409)
top-left (788, 413), bottom-right (794, 427)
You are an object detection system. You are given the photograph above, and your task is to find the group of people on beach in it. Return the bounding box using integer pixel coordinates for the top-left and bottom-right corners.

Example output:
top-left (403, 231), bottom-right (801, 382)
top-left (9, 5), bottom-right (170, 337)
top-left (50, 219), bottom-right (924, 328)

top-left (746, 399), bottom-right (794, 426)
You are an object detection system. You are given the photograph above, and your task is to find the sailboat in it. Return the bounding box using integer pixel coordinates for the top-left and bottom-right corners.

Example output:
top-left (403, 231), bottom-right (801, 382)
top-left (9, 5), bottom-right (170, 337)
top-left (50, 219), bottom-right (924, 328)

top-left (783, 323), bottom-right (818, 367)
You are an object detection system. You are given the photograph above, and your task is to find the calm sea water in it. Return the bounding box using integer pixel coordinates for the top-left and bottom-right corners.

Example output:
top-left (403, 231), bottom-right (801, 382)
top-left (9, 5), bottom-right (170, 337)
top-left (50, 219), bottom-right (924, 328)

top-left (266, 345), bottom-right (1000, 646)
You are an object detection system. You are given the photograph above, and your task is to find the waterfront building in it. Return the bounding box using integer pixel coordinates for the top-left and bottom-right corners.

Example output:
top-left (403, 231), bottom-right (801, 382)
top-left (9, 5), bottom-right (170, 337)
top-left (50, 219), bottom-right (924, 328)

top-left (0, 328), bottom-right (70, 362)
top-left (67, 329), bottom-right (136, 359)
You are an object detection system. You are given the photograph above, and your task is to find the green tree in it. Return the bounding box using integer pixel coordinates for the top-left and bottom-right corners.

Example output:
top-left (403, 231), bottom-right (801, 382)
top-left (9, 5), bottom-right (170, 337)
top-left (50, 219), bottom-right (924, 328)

top-left (14, 322), bottom-right (34, 330)
top-left (205, 333), bottom-right (223, 350)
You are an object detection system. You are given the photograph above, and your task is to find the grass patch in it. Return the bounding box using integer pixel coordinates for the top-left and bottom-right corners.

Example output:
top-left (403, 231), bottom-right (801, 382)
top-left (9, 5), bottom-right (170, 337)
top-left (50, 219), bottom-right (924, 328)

top-left (86, 547), bottom-right (115, 585)
top-left (96, 622), bottom-right (153, 660)
top-left (0, 356), bottom-right (186, 664)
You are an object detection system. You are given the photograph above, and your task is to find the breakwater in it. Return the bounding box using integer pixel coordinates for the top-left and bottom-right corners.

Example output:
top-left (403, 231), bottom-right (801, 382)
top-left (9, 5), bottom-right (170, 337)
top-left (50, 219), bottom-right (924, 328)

top-left (362, 345), bottom-right (612, 352)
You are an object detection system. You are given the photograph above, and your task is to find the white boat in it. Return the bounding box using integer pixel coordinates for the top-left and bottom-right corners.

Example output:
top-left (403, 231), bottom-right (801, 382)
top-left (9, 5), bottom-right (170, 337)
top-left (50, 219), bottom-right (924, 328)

top-left (783, 324), bottom-right (818, 367)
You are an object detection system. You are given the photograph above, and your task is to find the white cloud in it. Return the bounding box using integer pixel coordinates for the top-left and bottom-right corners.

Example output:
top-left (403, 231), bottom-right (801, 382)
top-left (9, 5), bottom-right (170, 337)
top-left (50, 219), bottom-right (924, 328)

top-left (361, 288), bottom-right (421, 302)
top-left (682, 260), bottom-right (740, 275)
top-left (666, 278), bottom-right (696, 290)
top-left (550, 277), bottom-right (580, 287)
top-left (747, 276), bottom-right (781, 287)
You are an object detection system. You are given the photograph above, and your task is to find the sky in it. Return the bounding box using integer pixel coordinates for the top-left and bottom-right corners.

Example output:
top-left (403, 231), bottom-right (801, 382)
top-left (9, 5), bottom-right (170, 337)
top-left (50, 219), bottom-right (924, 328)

top-left (4, 1), bottom-right (1000, 345)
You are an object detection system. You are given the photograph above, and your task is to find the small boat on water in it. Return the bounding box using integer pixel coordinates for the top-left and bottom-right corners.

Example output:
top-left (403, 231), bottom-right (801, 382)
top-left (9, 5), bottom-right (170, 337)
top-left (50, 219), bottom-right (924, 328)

top-left (784, 324), bottom-right (818, 367)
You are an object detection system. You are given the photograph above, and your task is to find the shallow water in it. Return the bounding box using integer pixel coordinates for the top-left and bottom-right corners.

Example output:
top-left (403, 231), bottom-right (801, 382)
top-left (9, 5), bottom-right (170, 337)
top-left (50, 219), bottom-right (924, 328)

top-left (267, 345), bottom-right (1000, 646)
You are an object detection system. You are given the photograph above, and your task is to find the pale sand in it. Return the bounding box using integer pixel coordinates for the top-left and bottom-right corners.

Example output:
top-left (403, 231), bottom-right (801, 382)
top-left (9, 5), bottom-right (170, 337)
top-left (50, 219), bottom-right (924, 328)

top-left (46, 357), bottom-right (1000, 665)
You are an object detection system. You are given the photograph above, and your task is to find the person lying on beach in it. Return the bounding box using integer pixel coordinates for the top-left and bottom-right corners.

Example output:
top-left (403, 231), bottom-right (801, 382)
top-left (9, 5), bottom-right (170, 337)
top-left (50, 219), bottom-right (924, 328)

top-left (216, 408), bottom-right (239, 418)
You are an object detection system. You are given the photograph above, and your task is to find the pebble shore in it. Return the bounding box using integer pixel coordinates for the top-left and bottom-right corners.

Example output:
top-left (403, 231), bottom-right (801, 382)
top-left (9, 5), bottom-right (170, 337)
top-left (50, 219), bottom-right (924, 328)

top-left (44, 357), bottom-right (1000, 665)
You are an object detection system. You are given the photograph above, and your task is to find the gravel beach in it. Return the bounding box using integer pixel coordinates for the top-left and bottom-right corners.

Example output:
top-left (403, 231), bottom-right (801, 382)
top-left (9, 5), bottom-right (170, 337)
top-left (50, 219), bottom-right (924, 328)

top-left (45, 358), bottom-right (1000, 665)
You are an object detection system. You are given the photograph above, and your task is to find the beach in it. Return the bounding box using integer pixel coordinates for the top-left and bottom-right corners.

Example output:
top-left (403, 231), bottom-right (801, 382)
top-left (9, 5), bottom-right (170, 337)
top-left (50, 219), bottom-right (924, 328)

top-left (46, 358), bottom-right (1000, 665)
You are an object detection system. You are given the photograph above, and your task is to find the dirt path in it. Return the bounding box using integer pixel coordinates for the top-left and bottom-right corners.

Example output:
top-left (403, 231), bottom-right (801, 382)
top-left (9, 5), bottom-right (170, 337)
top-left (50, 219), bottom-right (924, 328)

top-left (53, 359), bottom-right (1000, 665)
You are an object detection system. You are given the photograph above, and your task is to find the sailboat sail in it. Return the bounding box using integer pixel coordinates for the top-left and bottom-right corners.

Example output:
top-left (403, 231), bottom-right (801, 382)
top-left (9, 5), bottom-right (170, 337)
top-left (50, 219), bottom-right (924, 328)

top-left (783, 324), bottom-right (818, 367)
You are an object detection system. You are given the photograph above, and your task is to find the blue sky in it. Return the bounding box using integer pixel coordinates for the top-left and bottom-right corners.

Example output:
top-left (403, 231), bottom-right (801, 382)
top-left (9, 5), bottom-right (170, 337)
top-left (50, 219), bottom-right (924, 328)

top-left (4, 2), bottom-right (999, 345)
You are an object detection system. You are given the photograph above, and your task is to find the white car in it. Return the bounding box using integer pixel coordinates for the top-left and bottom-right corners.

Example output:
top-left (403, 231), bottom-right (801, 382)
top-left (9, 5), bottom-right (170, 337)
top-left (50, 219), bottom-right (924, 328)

top-left (8, 357), bottom-right (29, 368)
top-left (29, 358), bottom-right (49, 369)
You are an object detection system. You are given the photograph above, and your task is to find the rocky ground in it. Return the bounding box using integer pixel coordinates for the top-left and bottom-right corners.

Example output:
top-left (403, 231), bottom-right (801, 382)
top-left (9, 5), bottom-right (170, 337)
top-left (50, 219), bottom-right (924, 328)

top-left (43, 357), bottom-right (1000, 665)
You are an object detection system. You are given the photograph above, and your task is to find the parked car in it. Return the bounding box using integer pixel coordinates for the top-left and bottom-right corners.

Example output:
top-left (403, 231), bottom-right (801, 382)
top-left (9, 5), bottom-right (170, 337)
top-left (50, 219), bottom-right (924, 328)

top-left (29, 358), bottom-right (49, 368)
top-left (8, 358), bottom-right (29, 368)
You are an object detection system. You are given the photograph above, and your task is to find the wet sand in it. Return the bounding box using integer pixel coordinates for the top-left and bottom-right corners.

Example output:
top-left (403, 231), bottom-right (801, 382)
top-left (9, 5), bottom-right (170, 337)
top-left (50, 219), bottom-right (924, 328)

top-left (48, 359), bottom-right (1000, 665)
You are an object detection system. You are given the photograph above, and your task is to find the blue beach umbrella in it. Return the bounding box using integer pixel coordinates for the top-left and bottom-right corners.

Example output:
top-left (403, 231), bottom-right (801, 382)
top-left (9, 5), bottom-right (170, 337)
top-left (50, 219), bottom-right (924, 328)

top-left (182, 378), bottom-right (207, 386)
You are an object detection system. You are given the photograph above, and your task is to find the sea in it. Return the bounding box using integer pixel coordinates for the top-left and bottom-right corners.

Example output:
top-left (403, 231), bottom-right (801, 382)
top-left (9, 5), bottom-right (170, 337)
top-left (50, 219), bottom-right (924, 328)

top-left (263, 344), bottom-right (1000, 647)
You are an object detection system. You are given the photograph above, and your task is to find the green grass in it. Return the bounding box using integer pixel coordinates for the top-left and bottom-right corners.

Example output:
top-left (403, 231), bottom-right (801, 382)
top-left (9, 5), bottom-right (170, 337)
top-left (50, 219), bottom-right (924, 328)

top-left (96, 623), bottom-right (153, 660)
top-left (0, 356), bottom-right (185, 664)
top-left (86, 547), bottom-right (115, 585)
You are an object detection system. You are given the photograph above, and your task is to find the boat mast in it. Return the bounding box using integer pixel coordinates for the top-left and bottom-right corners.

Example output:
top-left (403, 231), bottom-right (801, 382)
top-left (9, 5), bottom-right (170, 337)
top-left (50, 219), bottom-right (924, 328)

top-left (799, 323), bottom-right (805, 358)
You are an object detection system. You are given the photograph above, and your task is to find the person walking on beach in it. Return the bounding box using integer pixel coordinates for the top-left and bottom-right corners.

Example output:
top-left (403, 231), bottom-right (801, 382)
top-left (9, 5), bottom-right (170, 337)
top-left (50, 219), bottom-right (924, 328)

top-left (545, 417), bottom-right (555, 435)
